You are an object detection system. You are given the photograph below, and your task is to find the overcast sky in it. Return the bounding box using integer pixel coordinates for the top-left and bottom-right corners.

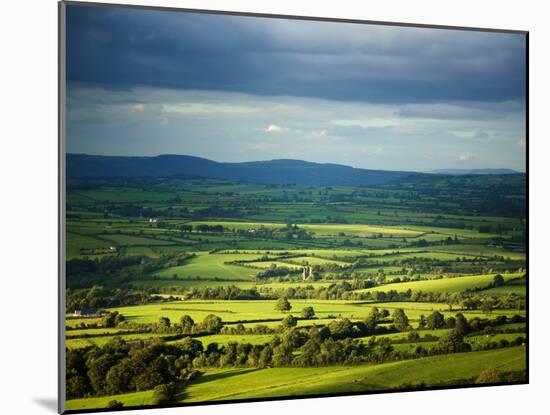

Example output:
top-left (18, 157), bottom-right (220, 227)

top-left (65, 4), bottom-right (527, 172)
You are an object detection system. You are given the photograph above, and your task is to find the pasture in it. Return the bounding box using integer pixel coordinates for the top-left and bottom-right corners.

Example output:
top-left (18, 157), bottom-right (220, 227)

top-left (66, 347), bottom-right (526, 409)
top-left (94, 299), bottom-right (524, 328)
top-left (356, 273), bottom-right (523, 294)
top-left (64, 175), bottom-right (527, 410)
top-left (153, 253), bottom-right (263, 280)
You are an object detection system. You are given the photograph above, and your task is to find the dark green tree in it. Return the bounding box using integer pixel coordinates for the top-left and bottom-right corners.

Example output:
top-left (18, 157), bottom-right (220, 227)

top-left (180, 315), bottom-right (194, 334)
top-left (152, 382), bottom-right (176, 405)
top-left (158, 317), bottom-right (171, 329)
top-left (301, 306), bottom-right (315, 319)
top-left (493, 274), bottom-right (505, 287)
top-left (454, 313), bottom-right (470, 336)
top-left (392, 308), bottom-right (410, 331)
top-left (281, 314), bottom-right (298, 328)
top-left (426, 311), bottom-right (446, 329)
top-left (437, 331), bottom-right (472, 353)
top-left (201, 314), bottom-right (223, 334)
top-left (275, 297), bottom-right (292, 313)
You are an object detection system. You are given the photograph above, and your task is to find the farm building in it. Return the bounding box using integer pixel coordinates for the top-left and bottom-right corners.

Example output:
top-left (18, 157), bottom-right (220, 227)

top-left (72, 307), bottom-right (97, 317)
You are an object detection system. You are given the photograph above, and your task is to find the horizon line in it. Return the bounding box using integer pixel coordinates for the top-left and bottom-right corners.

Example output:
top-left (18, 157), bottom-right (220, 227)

top-left (67, 152), bottom-right (525, 174)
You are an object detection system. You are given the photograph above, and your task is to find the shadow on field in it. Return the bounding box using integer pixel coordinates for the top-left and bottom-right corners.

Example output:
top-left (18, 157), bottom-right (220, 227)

top-left (175, 369), bottom-right (260, 403)
top-left (34, 398), bottom-right (57, 412)
top-left (198, 368), bottom-right (259, 383)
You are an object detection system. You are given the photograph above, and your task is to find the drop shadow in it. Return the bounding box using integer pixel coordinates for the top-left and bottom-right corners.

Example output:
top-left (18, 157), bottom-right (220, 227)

top-left (34, 398), bottom-right (58, 413)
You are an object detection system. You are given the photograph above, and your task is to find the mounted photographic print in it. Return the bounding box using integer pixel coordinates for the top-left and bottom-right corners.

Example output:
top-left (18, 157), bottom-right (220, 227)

top-left (59, 1), bottom-right (528, 413)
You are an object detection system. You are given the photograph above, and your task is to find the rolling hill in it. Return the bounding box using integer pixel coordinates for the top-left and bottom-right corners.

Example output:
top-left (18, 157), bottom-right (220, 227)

top-left (66, 154), bottom-right (417, 186)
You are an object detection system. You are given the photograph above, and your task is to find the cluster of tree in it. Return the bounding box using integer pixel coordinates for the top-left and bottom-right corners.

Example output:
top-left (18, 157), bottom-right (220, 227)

top-left (66, 254), bottom-right (193, 289)
top-left (67, 314), bottom-right (525, 401)
top-left (153, 314), bottom-right (224, 335)
top-left (220, 324), bottom-right (276, 335)
top-left (102, 311), bottom-right (125, 328)
top-left (67, 301), bottom-right (526, 400)
top-left (471, 336), bottom-right (526, 352)
top-left (181, 286), bottom-right (263, 300)
top-left (66, 338), bottom-right (200, 400)
top-left (66, 286), bottom-right (171, 312)
top-left (257, 280), bottom-right (525, 311)
top-left (194, 224), bottom-right (225, 233)
top-left (255, 265), bottom-right (301, 280)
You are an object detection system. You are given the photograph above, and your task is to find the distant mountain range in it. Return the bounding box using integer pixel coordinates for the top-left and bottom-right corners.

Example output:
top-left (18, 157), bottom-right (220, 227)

top-left (430, 168), bottom-right (520, 176)
top-left (66, 153), bottom-right (521, 186)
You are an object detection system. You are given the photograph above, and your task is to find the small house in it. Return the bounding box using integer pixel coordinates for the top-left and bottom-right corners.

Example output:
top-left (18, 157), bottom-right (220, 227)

top-left (72, 307), bottom-right (97, 317)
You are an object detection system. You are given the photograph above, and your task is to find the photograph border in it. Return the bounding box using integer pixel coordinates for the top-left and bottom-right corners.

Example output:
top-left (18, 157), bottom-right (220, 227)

top-left (58, 1), bottom-right (529, 413)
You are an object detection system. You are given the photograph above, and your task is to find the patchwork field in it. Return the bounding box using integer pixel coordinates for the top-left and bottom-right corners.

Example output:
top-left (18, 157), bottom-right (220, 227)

top-left (65, 176), bottom-right (527, 410)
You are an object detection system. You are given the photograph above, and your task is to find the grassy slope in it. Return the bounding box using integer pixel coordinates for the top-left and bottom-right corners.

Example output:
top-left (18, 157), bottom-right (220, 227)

top-left (184, 347), bottom-right (525, 401)
top-left (66, 347), bottom-right (525, 410)
top-left (153, 253), bottom-right (262, 280)
top-left (357, 273), bottom-right (523, 294)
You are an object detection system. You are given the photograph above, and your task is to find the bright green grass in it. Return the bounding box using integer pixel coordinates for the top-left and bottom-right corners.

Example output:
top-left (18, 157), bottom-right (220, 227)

top-left (191, 334), bottom-right (274, 347)
top-left (392, 341), bottom-right (439, 352)
top-left (66, 347), bottom-right (525, 410)
top-left (300, 224), bottom-right (423, 237)
top-left (402, 225), bottom-right (501, 239)
top-left (422, 245), bottom-right (526, 260)
top-left (66, 389), bottom-right (155, 411)
top-left (483, 285), bottom-right (526, 296)
top-left (256, 281), bottom-right (336, 289)
top-left (224, 318), bottom-right (342, 329)
top-left (361, 301), bottom-right (450, 312)
top-left (220, 248), bottom-right (409, 258)
top-left (66, 328), bottom-right (133, 337)
top-left (98, 299), bottom-right (523, 327)
top-left (356, 273), bottom-right (522, 294)
top-left (189, 221), bottom-right (422, 238)
top-left (130, 279), bottom-right (257, 290)
top-left (284, 256), bottom-right (350, 266)
top-left (102, 300), bottom-right (365, 325)
top-left (66, 318), bottom-right (103, 328)
top-left (363, 251), bottom-right (467, 263)
top-left (182, 347), bottom-right (526, 401)
top-left (358, 328), bottom-right (452, 343)
top-left (245, 261), bottom-right (301, 270)
top-left (65, 333), bottom-right (169, 349)
top-left (467, 333), bottom-right (527, 347)
top-left (154, 253), bottom-right (264, 280)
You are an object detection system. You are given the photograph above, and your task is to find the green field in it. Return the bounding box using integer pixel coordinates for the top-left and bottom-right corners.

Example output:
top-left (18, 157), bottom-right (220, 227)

top-left (357, 273), bottom-right (523, 294)
top-left (85, 299), bottom-right (523, 329)
top-left (130, 279), bottom-right (258, 290)
top-left (66, 332), bottom-right (170, 349)
top-left (65, 174), bottom-right (527, 410)
top-left (153, 253), bottom-right (262, 280)
top-left (66, 347), bottom-right (526, 409)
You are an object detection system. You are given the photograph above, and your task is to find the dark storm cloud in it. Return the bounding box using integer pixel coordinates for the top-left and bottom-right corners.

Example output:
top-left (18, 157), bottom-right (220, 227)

top-left (66, 4), bottom-right (526, 104)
